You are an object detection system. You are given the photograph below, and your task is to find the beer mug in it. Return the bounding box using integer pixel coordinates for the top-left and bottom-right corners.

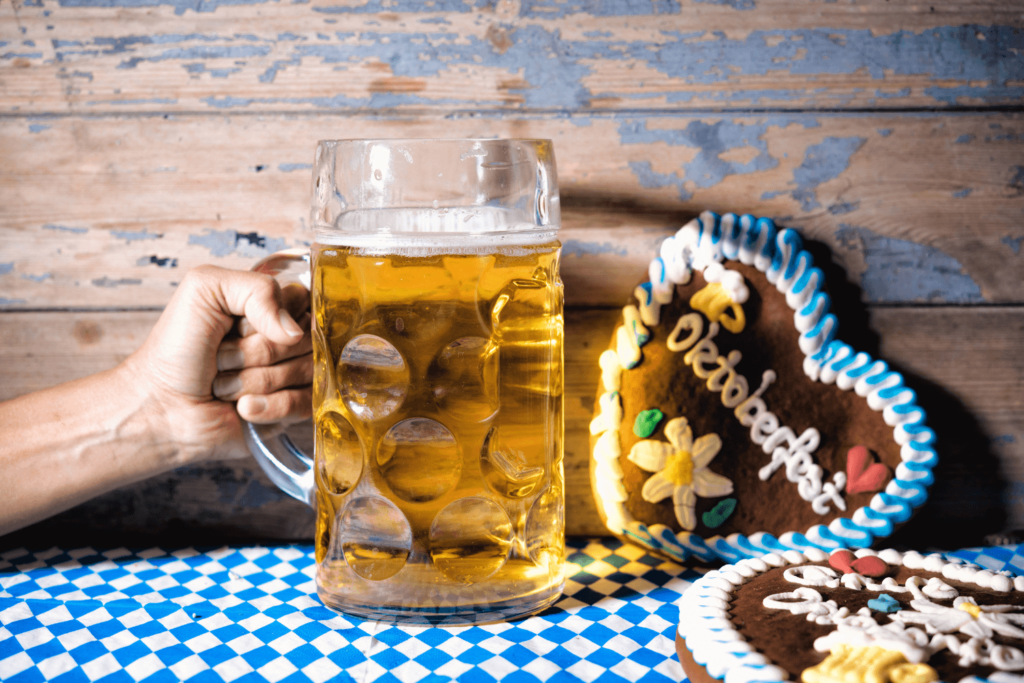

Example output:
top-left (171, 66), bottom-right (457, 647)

top-left (246, 139), bottom-right (565, 623)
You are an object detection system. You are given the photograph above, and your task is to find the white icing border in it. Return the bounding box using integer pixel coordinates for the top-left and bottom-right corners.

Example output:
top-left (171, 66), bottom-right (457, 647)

top-left (590, 211), bottom-right (938, 564)
top-left (678, 548), bottom-right (1023, 682)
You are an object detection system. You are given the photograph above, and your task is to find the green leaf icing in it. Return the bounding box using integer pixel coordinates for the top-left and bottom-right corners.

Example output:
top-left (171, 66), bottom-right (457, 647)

top-left (633, 409), bottom-right (664, 438)
top-left (702, 498), bottom-right (737, 529)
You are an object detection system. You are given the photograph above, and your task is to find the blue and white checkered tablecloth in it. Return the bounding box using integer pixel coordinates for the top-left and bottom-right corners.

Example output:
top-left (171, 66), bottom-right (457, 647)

top-left (2, 539), bottom-right (1022, 683)
top-left (0, 539), bottom-right (700, 683)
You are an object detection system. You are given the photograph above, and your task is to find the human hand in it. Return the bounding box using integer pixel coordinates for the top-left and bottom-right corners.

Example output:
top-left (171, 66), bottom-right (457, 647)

top-left (126, 265), bottom-right (312, 463)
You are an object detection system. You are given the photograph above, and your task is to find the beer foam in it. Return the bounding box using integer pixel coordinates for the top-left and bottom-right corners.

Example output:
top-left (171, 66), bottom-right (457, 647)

top-left (314, 207), bottom-right (558, 250)
top-left (314, 232), bottom-right (559, 253)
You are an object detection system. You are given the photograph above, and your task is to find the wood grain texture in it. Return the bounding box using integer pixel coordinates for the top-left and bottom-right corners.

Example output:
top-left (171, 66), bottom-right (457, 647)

top-left (3, 306), bottom-right (1021, 541)
top-left (1, 0), bottom-right (1021, 546)
top-left (1, 0), bottom-right (1022, 114)
top-left (3, 113), bottom-right (1023, 308)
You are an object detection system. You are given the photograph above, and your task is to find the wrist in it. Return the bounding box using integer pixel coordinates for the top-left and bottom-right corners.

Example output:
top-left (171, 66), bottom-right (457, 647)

top-left (114, 353), bottom-right (188, 469)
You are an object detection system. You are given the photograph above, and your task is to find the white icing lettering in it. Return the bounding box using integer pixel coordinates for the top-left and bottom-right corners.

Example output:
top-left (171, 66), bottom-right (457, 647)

top-left (812, 473), bottom-right (847, 514)
top-left (707, 351), bottom-right (743, 393)
top-left (749, 408), bottom-right (780, 446)
top-left (667, 312), bottom-right (703, 353)
top-left (664, 304), bottom-right (846, 514)
top-left (683, 322), bottom-right (720, 377)
top-left (783, 565), bottom-right (840, 588)
top-left (794, 464), bottom-right (824, 498)
top-left (721, 371), bottom-right (749, 409)
top-left (763, 587), bottom-right (836, 617)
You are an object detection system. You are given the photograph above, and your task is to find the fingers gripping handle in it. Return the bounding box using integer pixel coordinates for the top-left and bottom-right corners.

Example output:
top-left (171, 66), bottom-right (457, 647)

top-left (242, 248), bottom-right (315, 507)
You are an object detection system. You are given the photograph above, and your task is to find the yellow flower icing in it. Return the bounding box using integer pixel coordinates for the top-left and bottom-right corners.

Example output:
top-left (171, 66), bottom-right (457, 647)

top-left (957, 601), bottom-right (982, 619)
top-left (802, 644), bottom-right (936, 683)
top-left (662, 450), bottom-right (694, 486)
top-left (689, 282), bottom-right (746, 333)
top-left (888, 663), bottom-right (939, 683)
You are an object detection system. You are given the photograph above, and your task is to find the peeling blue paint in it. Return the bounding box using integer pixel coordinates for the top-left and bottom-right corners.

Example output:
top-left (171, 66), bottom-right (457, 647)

top-left (520, 0), bottom-right (680, 17)
top-left (139, 24), bottom-right (1024, 110)
top-left (877, 129), bottom-right (892, 137)
top-left (21, 273), bottom-right (52, 282)
top-left (955, 134), bottom-right (976, 144)
top-left (184, 63), bottom-right (241, 78)
top-left (694, 0), bottom-right (754, 9)
top-left (791, 136), bottom-right (865, 211)
top-left (761, 190), bottom-right (786, 200)
top-left (313, 0), bottom-right (478, 13)
top-left (925, 84), bottom-right (1013, 106)
top-left (987, 134), bottom-right (1024, 143)
top-left (0, 298), bottom-right (27, 305)
top-left (44, 224), bottom-right (88, 234)
top-left (119, 45), bottom-right (269, 69)
top-left (836, 225), bottom-right (984, 304)
top-left (111, 228), bottom-right (162, 242)
top-left (137, 255), bottom-right (179, 268)
top-left (828, 201), bottom-right (859, 215)
top-left (991, 434), bottom-right (1017, 445)
top-left (0, 263), bottom-right (14, 276)
top-left (619, 118), bottom-right (806, 200)
top-left (188, 229), bottom-right (288, 258)
top-left (29, 124), bottom-right (51, 133)
top-left (562, 240), bottom-right (629, 258)
top-left (1002, 235), bottom-right (1023, 255)
top-left (1011, 166), bottom-right (1024, 195)
top-left (875, 87), bottom-right (911, 99)
top-left (952, 188), bottom-right (972, 198)
top-left (89, 33), bottom-right (230, 56)
top-left (93, 277), bottom-right (143, 287)
top-left (59, 0), bottom-right (284, 15)
top-left (279, 163), bottom-right (313, 172)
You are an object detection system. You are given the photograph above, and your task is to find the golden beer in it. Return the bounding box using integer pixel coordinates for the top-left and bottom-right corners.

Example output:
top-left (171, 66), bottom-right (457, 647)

top-left (310, 238), bottom-right (565, 621)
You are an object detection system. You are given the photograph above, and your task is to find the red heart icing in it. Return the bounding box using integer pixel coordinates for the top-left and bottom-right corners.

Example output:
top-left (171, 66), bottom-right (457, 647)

top-left (845, 445), bottom-right (889, 495)
top-left (829, 550), bottom-right (887, 577)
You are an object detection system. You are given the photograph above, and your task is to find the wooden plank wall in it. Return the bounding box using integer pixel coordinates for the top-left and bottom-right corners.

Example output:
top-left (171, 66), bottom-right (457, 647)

top-left (1, 0), bottom-right (1022, 548)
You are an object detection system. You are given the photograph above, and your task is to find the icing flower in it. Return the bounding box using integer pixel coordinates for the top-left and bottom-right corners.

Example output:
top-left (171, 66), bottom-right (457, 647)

top-left (628, 416), bottom-right (733, 530)
top-left (890, 596), bottom-right (1024, 640)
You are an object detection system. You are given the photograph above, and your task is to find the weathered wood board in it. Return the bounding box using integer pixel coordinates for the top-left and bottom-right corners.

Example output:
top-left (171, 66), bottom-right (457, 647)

top-left (2, 306), bottom-right (1021, 546)
top-left (1, 0), bottom-right (1022, 547)
top-left (2, 0), bottom-right (1022, 114)
top-left (3, 113), bottom-right (1023, 309)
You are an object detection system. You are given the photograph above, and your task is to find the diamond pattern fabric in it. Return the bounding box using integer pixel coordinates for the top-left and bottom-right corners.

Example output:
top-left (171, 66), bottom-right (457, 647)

top-left (0, 539), bottom-right (701, 683)
top-left (3, 539), bottom-right (1021, 682)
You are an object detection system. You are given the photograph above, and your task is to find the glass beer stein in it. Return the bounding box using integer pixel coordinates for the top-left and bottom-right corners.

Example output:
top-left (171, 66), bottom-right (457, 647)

top-left (246, 139), bottom-right (565, 623)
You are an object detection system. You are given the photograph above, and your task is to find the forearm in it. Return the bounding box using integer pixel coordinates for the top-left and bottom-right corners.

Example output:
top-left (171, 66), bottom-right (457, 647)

top-left (0, 362), bottom-right (183, 536)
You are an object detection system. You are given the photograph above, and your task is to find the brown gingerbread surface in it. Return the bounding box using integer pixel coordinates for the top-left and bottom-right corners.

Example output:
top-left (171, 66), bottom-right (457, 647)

top-left (603, 262), bottom-right (901, 540)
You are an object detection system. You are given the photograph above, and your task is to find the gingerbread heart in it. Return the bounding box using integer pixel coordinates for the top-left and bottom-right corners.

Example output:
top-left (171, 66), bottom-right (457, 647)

top-left (589, 211), bottom-right (937, 564)
top-left (828, 549), bottom-right (887, 577)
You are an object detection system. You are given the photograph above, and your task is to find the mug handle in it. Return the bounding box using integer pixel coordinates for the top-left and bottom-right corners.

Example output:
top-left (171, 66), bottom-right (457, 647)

top-left (241, 248), bottom-right (316, 507)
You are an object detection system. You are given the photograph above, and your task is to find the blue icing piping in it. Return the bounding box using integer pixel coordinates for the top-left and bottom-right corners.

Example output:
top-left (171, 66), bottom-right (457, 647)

top-left (594, 210), bottom-right (937, 564)
top-left (637, 281), bottom-right (653, 305)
